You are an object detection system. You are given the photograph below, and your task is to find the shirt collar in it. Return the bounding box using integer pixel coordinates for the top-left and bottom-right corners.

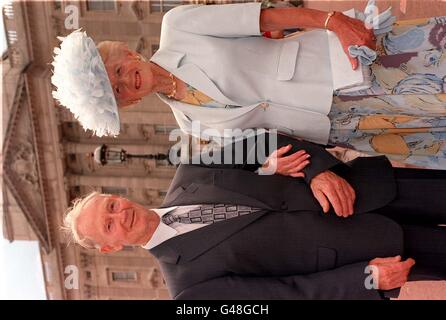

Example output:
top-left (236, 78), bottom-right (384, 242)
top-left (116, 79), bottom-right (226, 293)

top-left (141, 207), bottom-right (178, 250)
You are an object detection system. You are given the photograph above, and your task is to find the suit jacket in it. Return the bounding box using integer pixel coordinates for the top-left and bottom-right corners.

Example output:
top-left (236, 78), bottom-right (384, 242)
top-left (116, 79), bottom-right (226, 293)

top-left (149, 133), bottom-right (404, 299)
top-left (150, 3), bottom-right (358, 145)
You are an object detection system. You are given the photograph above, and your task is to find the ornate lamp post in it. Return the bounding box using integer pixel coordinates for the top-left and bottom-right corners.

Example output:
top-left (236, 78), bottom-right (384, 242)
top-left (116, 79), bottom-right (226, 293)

top-left (93, 144), bottom-right (172, 166)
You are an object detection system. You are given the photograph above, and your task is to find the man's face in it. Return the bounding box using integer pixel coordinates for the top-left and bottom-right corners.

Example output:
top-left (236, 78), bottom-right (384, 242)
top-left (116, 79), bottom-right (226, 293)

top-left (101, 43), bottom-right (154, 107)
top-left (76, 194), bottom-right (160, 253)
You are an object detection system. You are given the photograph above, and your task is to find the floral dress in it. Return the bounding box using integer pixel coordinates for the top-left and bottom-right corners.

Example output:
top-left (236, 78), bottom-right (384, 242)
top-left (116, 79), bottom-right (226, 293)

top-left (173, 17), bottom-right (446, 170)
top-left (329, 17), bottom-right (446, 169)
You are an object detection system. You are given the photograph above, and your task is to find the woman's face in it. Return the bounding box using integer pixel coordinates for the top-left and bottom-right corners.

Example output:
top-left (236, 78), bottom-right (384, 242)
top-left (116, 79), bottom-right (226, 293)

top-left (100, 43), bottom-right (153, 107)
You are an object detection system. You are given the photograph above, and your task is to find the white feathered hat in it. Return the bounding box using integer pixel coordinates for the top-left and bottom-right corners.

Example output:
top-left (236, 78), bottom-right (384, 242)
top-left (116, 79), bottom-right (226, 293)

top-left (51, 29), bottom-right (120, 137)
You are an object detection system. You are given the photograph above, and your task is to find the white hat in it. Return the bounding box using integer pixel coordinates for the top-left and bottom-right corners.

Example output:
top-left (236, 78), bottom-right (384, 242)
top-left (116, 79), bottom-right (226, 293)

top-left (51, 29), bottom-right (120, 137)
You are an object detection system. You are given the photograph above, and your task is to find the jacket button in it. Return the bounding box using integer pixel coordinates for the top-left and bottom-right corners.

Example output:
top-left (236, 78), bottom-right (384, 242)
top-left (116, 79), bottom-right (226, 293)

top-left (280, 202), bottom-right (288, 210)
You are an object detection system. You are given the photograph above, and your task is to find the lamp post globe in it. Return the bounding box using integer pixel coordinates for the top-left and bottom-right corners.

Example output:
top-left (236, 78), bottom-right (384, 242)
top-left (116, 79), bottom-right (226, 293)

top-left (93, 144), bottom-right (126, 165)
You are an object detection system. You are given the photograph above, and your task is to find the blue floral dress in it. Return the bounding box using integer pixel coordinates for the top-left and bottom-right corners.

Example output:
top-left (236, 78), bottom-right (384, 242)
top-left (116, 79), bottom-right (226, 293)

top-left (329, 17), bottom-right (446, 169)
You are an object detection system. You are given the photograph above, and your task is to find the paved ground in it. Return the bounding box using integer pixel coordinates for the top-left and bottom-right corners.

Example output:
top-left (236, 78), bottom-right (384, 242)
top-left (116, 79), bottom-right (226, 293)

top-left (304, 0), bottom-right (446, 300)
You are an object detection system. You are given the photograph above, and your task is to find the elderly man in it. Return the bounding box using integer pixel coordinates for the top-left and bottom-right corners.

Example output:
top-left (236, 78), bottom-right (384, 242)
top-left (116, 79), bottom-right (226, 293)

top-left (63, 132), bottom-right (446, 300)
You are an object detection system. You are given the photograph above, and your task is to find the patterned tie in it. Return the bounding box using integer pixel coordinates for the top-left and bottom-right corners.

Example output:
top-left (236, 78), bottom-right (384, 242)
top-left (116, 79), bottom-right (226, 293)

top-left (162, 204), bottom-right (262, 225)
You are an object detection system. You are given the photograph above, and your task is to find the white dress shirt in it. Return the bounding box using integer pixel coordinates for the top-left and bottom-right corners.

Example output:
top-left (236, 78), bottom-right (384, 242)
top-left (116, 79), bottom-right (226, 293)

top-left (141, 206), bottom-right (209, 250)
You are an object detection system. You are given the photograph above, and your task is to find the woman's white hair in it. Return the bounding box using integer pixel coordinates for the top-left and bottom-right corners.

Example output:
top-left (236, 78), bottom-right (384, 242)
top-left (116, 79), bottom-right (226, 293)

top-left (61, 191), bottom-right (103, 250)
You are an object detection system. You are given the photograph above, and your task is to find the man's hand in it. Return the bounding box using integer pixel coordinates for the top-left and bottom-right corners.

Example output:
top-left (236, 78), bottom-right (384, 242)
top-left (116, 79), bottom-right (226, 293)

top-left (327, 12), bottom-right (376, 70)
top-left (310, 170), bottom-right (356, 217)
top-left (369, 256), bottom-right (416, 291)
top-left (261, 144), bottom-right (310, 177)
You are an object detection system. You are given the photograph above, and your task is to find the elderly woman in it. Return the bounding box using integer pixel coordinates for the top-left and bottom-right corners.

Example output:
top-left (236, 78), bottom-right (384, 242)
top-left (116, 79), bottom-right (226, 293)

top-left (52, 2), bottom-right (446, 169)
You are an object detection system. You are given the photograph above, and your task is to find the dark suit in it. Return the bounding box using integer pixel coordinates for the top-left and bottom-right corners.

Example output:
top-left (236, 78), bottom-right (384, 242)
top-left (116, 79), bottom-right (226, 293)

top-left (149, 133), bottom-right (446, 299)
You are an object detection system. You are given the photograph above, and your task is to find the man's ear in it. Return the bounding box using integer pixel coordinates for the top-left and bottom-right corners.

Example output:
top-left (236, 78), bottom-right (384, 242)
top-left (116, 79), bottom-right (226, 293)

top-left (99, 245), bottom-right (123, 254)
top-left (118, 99), bottom-right (141, 108)
top-left (118, 100), bottom-right (136, 108)
top-left (116, 41), bottom-right (129, 52)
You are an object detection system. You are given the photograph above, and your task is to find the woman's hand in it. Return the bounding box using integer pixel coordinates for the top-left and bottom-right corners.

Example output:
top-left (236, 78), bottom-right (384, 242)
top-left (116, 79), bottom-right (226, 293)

top-left (327, 12), bottom-right (376, 70)
top-left (260, 144), bottom-right (310, 177)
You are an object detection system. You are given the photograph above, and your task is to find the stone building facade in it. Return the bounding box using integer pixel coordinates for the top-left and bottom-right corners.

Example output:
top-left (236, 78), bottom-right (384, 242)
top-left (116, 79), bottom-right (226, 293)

top-left (5, 0), bottom-right (445, 301)
top-left (2, 0), bottom-right (278, 300)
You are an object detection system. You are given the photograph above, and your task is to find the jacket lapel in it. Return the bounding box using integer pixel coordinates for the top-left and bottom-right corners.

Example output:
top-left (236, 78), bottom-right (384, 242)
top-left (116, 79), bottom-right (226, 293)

top-left (162, 182), bottom-right (272, 210)
top-left (150, 209), bottom-right (267, 264)
top-left (150, 49), bottom-right (185, 70)
top-left (150, 49), bottom-right (258, 124)
top-left (151, 165), bottom-right (272, 264)
top-left (161, 165), bottom-right (272, 209)
top-left (158, 94), bottom-right (258, 126)
top-left (174, 63), bottom-right (240, 106)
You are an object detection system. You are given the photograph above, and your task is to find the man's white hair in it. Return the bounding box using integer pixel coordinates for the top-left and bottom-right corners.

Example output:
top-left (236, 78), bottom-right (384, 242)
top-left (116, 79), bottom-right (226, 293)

top-left (61, 191), bottom-right (103, 250)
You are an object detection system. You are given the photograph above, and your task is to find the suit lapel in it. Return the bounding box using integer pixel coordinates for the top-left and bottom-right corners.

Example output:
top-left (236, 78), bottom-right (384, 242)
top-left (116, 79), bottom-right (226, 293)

top-left (151, 165), bottom-right (272, 264)
top-left (159, 93), bottom-right (257, 126)
top-left (150, 49), bottom-right (185, 71)
top-left (151, 49), bottom-right (238, 105)
top-left (150, 209), bottom-right (267, 264)
top-left (151, 49), bottom-right (258, 124)
top-left (161, 165), bottom-right (272, 210)
top-left (174, 64), bottom-right (241, 106)
top-left (162, 182), bottom-right (272, 210)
